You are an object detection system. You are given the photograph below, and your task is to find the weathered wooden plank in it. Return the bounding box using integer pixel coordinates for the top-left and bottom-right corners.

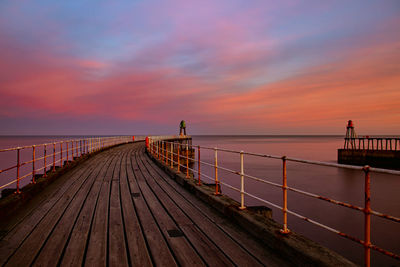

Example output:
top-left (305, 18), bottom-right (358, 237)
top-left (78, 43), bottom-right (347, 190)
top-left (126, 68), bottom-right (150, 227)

top-left (119, 148), bottom-right (152, 266)
top-left (137, 153), bottom-right (234, 266)
top-left (58, 152), bottom-right (117, 266)
top-left (126, 150), bottom-right (177, 267)
top-left (1, 142), bottom-right (290, 267)
top-left (132, 151), bottom-right (205, 267)
top-left (32, 152), bottom-right (113, 266)
top-left (108, 149), bottom-right (129, 266)
top-left (140, 150), bottom-right (273, 266)
top-left (0, 155), bottom-right (105, 266)
top-left (84, 151), bottom-right (120, 266)
top-left (4, 158), bottom-right (101, 266)
top-left (145, 147), bottom-right (290, 266)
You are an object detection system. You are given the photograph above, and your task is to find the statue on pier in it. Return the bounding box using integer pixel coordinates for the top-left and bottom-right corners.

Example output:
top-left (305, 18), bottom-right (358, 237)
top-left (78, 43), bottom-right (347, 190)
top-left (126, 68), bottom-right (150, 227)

top-left (180, 120), bottom-right (187, 136)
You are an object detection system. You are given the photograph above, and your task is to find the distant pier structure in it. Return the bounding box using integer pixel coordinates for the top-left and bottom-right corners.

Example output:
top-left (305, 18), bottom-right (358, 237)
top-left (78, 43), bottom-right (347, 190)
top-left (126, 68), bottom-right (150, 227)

top-left (338, 120), bottom-right (400, 170)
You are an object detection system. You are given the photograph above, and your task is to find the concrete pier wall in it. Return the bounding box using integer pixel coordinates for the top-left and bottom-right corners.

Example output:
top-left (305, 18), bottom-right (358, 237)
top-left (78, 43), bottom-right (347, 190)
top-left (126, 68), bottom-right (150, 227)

top-left (338, 149), bottom-right (400, 170)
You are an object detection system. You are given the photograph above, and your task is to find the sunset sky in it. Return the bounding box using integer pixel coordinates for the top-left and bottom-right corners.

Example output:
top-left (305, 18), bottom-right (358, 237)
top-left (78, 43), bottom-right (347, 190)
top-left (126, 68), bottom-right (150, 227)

top-left (0, 1), bottom-right (399, 135)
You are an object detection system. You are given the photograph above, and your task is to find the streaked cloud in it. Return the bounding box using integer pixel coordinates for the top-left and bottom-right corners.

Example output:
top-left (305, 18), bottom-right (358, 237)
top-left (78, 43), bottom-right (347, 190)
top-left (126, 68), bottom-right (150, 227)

top-left (0, 0), bottom-right (399, 134)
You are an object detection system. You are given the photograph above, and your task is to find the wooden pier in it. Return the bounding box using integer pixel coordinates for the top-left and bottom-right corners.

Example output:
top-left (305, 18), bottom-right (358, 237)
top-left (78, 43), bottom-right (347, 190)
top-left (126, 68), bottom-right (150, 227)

top-left (338, 137), bottom-right (400, 170)
top-left (0, 142), bottom-right (288, 266)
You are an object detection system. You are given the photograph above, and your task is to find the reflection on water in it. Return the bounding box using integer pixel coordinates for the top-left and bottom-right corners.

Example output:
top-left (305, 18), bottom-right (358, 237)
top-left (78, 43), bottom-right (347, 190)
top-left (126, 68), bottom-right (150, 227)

top-left (192, 135), bottom-right (400, 266)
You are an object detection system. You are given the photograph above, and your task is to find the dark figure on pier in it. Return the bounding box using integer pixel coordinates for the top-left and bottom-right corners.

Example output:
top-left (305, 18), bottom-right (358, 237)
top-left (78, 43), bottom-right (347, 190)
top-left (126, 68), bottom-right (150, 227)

top-left (180, 120), bottom-right (187, 136)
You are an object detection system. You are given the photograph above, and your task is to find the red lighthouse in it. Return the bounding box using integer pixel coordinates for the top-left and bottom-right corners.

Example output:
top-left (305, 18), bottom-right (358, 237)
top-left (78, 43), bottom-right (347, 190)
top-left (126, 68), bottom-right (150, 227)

top-left (344, 120), bottom-right (357, 149)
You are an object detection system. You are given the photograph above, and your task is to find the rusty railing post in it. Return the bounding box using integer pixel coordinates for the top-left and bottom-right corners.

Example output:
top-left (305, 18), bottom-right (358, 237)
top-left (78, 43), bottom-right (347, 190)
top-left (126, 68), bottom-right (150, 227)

top-left (60, 142), bottom-right (63, 168)
top-left (177, 143), bottom-right (180, 173)
top-left (363, 166), bottom-right (371, 267)
top-left (170, 142), bottom-right (173, 168)
top-left (161, 141), bottom-right (164, 161)
top-left (52, 142), bottom-right (56, 172)
top-left (214, 148), bottom-right (221, 195)
top-left (43, 144), bottom-right (47, 177)
top-left (166, 141), bottom-right (169, 164)
top-left (32, 145), bottom-right (36, 183)
top-left (161, 141), bottom-right (163, 160)
top-left (66, 142), bottom-right (69, 164)
top-left (164, 142), bottom-right (167, 164)
top-left (16, 148), bottom-right (21, 194)
top-left (280, 156), bottom-right (290, 234)
top-left (239, 151), bottom-right (245, 210)
top-left (197, 146), bottom-right (201, 186)
top-left (166, 141), bottom-right (168, 165)
top-left (160, 141), bottom-right (162, 159)
top-left (186, 143), bottom-right (189, 178)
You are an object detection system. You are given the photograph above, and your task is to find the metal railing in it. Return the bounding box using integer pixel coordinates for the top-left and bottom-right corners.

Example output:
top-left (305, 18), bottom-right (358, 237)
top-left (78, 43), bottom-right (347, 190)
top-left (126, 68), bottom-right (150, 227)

top-left (147, 138), bottom-right (400, 267)
top-left (344, 137), bottom-right (400, 150)
top-left (0, 136), bottom-right (135, 194)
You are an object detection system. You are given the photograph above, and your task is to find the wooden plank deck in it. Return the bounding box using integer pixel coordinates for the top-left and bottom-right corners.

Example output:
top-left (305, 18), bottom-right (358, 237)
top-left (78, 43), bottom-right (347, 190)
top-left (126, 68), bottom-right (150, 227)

top-left (0, 142), bottom-right (290, 266)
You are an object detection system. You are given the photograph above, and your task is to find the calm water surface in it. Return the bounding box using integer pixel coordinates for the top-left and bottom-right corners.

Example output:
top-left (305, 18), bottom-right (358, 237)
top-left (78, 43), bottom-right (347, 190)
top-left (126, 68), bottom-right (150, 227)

top-left (0, 135), bottom-right (399, 266)
top-left (192, 136), bottom-right (400, 267)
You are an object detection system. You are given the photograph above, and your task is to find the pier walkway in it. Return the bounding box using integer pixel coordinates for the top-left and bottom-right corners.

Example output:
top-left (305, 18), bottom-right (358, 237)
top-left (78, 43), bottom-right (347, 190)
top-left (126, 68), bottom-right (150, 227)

top-left (0, 142), bottom-right (288, 266)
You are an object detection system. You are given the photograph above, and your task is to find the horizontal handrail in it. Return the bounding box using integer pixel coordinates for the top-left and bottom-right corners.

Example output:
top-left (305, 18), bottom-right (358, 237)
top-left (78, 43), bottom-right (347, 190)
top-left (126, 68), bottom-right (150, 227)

top-left (0, 136), bottom-right (138, 193)
top-left (148, 138), bottom-right (400, 266)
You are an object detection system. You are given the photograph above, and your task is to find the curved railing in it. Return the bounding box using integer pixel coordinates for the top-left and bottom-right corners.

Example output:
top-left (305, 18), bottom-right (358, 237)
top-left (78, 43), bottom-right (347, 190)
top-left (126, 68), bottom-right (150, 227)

top-left (147, 138), bottom-right (400, 267)
top-left (0, 136), bottom-right (136, 193)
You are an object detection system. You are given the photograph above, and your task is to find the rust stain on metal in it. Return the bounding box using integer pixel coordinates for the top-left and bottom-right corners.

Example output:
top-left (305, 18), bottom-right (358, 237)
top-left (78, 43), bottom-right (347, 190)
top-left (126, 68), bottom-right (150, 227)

top-left (370, 244), bottom-right (400, 260)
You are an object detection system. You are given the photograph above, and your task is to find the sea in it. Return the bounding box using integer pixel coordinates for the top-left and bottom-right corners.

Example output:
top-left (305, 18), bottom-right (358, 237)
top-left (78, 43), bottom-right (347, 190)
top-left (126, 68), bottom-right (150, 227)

top-left (0, 135), bottom-right (399, 266)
